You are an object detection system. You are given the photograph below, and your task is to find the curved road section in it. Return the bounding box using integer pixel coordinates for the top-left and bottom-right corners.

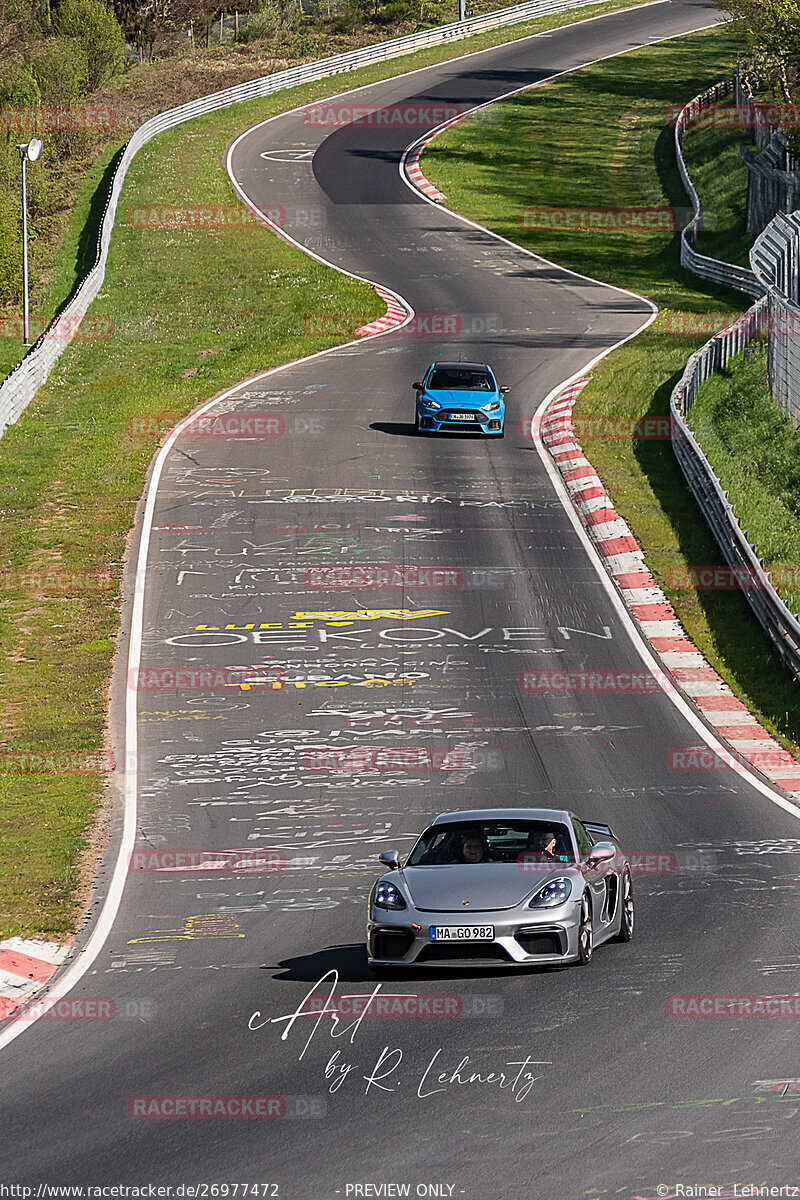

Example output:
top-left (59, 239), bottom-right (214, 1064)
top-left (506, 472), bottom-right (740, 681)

top-left (4, 3), bottom-right (800, 1195)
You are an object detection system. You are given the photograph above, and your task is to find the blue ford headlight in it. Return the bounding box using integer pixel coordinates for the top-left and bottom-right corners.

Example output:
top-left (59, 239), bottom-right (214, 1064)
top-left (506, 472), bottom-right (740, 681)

top-left (484, 400), bottom-right (501, 412)
top-left (420, 397), bottom-right (441, 410)
top-left (528, 877), bottom-right (572, 908)
top-left (373, 881), bottom-right (406, 910)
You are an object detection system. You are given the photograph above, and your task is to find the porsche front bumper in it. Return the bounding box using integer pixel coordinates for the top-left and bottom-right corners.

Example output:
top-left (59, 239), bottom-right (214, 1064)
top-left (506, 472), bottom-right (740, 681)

top-left (367, 899), bottom-right (582, 968)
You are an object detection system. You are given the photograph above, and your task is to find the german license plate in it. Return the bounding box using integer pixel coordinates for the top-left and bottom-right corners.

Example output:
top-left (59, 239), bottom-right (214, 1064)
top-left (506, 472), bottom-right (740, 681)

top-left (448, 412), bottom-right (476, 421)
top-left (430, 925), bottom-right (494, 941)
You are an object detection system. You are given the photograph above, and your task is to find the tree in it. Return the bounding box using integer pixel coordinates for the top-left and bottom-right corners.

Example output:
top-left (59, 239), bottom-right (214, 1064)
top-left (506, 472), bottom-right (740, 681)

top-left (718, 0), bottom-right (800, 99)
top-left (113, 0), bottom-right (218, 62)
top-left (29, 37), bottom-right (90, 154)
top-left (0, 189), bottom-right (21, 305)
top-left (0, 0), bottom-right (48, 64)
top-left (0, 62), bottom-right (41, 162)
top-left (30, 37), bottom-right (89, 102)
top-left (53, 0), bottom-right (126, 89)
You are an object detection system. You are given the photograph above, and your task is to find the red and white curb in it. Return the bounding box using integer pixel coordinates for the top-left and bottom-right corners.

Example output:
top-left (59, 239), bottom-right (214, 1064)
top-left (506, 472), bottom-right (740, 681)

top-left (355, 286), bottom-right (411, 336)
top-left (0, 937), bottom-right (72, 1021)
top-left (403, 110), bottom-right (463, 203)
top-left (405, 149), bottom-right (448, 203)
top-left (541, 377), bottom-right (800, 798)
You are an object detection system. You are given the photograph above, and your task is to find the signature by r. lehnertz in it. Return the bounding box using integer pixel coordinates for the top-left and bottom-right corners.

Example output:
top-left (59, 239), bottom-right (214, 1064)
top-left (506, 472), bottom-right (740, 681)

top-left (248, 969), bottom-right (550, 1102)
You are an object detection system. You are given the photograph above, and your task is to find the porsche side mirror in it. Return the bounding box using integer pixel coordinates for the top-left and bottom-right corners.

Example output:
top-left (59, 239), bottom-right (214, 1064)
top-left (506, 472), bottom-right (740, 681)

top-left (586, 842), bottom-right (617, 866)
top-left (412, 382), bottom-right (423, 390)
top-left (500, 386), bottom-right (509, 394)
top-left (379, 849), bottom-right (401, 870)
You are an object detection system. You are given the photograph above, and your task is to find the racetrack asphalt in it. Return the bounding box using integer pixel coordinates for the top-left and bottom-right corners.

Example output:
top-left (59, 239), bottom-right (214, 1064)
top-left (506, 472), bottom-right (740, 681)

top-left (4, 2), bottom-right (800, 1195)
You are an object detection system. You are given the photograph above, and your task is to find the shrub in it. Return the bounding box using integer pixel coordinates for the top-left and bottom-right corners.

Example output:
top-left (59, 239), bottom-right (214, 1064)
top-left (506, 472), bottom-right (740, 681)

top-left (27, 37), bottom-right (91, 156)
top-left (53, 0), bottom-right (125, 90)
top-left (0, 186), bottom-right (21, 306)
top-left (239, 6), bottom-right (282, 42)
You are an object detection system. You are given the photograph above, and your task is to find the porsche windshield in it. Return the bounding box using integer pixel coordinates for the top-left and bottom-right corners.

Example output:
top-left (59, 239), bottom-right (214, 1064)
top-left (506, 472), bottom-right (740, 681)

top-left (428, 368), bottom-right (493, 391)
top-left (407, 820), bottom-right (576, 866)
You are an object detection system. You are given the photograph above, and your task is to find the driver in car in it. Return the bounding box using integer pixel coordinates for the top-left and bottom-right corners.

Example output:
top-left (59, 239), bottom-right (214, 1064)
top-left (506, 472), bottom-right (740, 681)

top-left (519, 830), bottom-right (562, 875)
top-left (535, 831), bottom-right (560, 861)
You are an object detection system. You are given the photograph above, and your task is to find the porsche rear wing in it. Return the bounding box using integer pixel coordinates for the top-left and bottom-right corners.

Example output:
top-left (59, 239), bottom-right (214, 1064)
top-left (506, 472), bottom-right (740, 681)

top-left (582, 820), bottom-right (618, 843)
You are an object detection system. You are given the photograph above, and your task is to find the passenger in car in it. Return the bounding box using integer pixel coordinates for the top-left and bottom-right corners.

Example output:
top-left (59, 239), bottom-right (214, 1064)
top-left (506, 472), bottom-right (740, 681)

top-left (459, 833), bottom-right (489, 863)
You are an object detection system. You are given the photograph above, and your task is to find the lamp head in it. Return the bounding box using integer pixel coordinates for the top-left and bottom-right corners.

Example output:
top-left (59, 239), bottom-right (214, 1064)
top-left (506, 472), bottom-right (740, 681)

top-left (16, 139), bottom-right (43, 162)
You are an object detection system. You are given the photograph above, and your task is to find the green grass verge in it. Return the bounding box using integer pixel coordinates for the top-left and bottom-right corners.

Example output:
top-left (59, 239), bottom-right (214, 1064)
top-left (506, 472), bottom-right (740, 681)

top-left (682, 114), bottom-right (757, 268)
top-left (0, 124), bottom-right (382, 942)
top-left (689, 345), bottom-right (800, 616)
top-left (0, 0), bottom-right (655, 941)
top-left (425, 24), bottom-right (800, 754)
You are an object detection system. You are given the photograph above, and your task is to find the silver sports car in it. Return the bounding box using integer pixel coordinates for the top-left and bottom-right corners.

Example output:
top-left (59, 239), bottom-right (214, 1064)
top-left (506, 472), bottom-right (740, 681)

top-left (366, 808), bottom-right (633, 970)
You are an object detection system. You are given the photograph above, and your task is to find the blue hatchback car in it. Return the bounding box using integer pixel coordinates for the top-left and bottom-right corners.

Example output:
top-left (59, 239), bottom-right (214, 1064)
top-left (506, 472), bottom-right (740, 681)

top-left (413, 361), bottom-right (507, 437)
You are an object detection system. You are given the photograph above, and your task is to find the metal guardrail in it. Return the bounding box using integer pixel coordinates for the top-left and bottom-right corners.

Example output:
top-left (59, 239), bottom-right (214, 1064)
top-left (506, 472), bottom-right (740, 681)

top-left (674, 78), bottom-right (764, 299)
top-left (751, 210), bottom-right (800, 427)
top-left (735, 67), bottom-right (800, 234)
top-left (670, 297), bottom-right (800, 682)
top-left (669, 79), bottom-right (800, 680)
top-left (0, 0), bottom-right (610, 438)
top-left (752, 210), bottom-right (800, 299)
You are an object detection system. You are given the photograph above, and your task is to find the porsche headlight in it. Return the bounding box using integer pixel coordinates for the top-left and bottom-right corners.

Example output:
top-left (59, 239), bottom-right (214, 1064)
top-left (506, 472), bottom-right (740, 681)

top-left (373, 881), bottom-right (407, 910)
top-left (420, 397), bottom-right (441, 410)
top-left (484, 400), bottom-right (501, 412)
top-left (528, 877), bottom-right (572, 908)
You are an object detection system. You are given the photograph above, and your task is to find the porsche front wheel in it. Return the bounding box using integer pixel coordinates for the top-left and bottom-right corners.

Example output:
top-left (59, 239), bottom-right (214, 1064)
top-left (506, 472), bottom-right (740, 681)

top-left (577, 895), bottom-right (593, 966)
top-left (614, 870), bottom-right (634, 942)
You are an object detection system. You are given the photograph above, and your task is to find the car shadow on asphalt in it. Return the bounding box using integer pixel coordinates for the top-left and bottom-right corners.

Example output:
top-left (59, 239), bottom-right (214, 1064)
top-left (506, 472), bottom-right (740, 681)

top-left (369, 421), bottom-right (418, 437)
top-left (270, 944), bottom-right (556, 983)
top-left (370, 422), bottom-right (489, 440)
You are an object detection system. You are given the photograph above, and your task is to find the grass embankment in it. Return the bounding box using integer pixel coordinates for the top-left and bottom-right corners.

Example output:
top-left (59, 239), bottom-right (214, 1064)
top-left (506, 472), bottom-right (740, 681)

top-left (425, 25), bottom-right (800, 753)
top-left (0, 0), bottom-right (655, 942)
top-left (689, 347), bottom-right (800, 615)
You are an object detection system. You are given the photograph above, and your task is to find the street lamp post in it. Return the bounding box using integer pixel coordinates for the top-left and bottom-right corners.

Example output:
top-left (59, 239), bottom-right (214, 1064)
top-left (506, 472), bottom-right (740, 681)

top-left (16, 138), bottom-right (43, 346)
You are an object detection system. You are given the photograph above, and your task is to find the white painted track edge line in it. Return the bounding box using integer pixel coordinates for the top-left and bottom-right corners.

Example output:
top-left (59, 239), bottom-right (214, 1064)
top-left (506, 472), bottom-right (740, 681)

top-left (535, 385), bottom-right (800, 815)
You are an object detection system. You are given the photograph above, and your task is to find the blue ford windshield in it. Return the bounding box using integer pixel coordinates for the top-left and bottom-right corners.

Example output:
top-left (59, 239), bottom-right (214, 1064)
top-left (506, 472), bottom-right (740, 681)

top-left (428, 368), bottom-right (493, 391)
